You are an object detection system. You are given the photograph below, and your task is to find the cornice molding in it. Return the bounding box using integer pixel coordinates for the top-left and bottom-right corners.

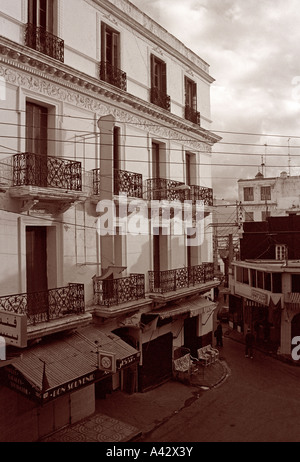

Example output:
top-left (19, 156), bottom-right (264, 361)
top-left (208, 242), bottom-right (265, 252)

top-left (0, 37), bottom-right (221, 147)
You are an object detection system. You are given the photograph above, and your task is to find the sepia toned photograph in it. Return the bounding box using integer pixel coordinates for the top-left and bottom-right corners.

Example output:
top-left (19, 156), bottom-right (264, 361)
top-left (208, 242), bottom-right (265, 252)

top-left (1, 0), bottom-right (300, 448)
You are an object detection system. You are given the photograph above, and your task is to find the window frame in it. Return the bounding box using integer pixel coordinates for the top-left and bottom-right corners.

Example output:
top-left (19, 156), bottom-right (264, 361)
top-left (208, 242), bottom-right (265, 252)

top-left (28, 0), bottom-right (54, 33)
top-left (243, 187), bottom-right (254, 201)
top-left (261, 186), bottom-right (271, 201)
top-left (101, 22), bottom-right (120, 69)
top-left (150, 54), bottom-right (167, 94)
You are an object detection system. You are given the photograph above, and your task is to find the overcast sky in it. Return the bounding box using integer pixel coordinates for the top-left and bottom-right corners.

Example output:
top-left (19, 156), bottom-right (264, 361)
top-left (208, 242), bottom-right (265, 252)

top-left (130, 0), bottom-right (300, 200)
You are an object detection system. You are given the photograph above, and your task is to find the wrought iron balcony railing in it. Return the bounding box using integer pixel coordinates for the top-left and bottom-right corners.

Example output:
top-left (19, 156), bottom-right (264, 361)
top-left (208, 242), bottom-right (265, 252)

top-left (185, 105), bottom-right (200, 125)
top-left (92, 168), bottom-right (143, 198)
top-left (114, 169), bottom-right (143, 198)
top-left (13, 152), bottom-right (82, 191)
top-left (189, 185), bottom-right (213, 206)
top-left (146, 178), bottom-right (189, 202)
top-left (0, 284), bottom-right (85, 326)
top-left (149, 263), bottom-right (214, 294)
top-left (150, 87), bottom-right (171, 111)
top-left (25, 23), bottom-right (64, 62)
top-left (100, 61), bottom-right (127, 91)
top-left (93, 168), bottom-right (101, 196)
top-left (93, 274), bottom-right (145, 307)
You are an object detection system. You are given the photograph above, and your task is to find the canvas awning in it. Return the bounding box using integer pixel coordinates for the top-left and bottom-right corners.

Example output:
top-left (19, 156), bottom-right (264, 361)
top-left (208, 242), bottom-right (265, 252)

top-left (151, 297), bottom-right (216, 320)
top-left (4, 325), bottom-right (140, 403)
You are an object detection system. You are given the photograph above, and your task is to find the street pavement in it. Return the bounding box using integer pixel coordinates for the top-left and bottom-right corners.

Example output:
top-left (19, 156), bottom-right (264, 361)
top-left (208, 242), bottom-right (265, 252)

top-left (42, 354), bottom-right (228, 442)
top-left (43, 321), bottom-right (300, 443)
top-left (137, 336), bottom-right (300, 442)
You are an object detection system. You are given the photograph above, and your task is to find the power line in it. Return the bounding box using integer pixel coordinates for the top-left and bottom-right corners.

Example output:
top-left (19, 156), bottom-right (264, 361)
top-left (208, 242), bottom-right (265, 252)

top-left (1, 119), bottom-right (300, 150)
top-left (2, 106), bottom-right (300, 140)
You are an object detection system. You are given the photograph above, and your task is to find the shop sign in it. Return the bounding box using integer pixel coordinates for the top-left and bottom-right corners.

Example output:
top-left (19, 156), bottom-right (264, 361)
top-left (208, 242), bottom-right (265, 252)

top-left (0, 311), bottom-right (27, 348)
top-left (98, 351), bottom-right (116, 373)
top-left (42, 372), bottom-right (96, 402)
top-left (251, 289), bottom-right (268, 306)
top-left (5, 366), bottom-right (97, 403)
top-left (117, 352), bottom-right (140, 369)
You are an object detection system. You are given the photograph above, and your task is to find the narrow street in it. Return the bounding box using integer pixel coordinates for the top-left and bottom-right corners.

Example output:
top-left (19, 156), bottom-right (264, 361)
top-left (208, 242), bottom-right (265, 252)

top-left (139, 336), bottom-right (300, 442)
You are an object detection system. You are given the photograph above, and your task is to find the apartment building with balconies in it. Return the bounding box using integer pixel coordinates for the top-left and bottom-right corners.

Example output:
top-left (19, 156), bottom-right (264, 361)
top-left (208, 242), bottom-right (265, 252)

top-left (0, 0), bottom-right (220, 441)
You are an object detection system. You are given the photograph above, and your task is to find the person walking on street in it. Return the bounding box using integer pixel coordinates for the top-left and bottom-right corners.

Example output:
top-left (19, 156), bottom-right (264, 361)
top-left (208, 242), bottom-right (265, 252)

top-left (245, 327), bottom-right (255, 359)
top-left (215, 322), bottom-right (223, 347)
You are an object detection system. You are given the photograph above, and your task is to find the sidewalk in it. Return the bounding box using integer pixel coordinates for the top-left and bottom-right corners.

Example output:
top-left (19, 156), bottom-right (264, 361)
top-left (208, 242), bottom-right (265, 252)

top-left (225, 325), bottom-right (300, 367)
top-left (42, 358), bottom-right (228, 443)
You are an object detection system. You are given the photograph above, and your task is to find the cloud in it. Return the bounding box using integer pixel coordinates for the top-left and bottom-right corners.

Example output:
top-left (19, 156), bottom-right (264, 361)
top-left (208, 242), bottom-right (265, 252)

top-left (130, 0), bottom-right (300, 199)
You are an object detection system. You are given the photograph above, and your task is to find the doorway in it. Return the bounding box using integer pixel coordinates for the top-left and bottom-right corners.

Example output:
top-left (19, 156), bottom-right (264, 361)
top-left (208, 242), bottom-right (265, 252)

top-left (26, 226), bottom-right (48, 318)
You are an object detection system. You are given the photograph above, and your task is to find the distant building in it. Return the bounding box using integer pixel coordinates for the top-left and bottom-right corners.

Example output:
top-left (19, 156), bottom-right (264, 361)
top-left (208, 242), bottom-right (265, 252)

top-left (229, 215), bottom-right (300, 357)
top-left (238, 171), bottom-right (300, 223)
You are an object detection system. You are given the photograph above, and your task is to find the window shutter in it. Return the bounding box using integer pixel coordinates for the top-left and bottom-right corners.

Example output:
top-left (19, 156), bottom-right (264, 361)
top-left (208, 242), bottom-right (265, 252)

top-left (150, 54), bottom-right (155, 88)
top-left (184, 76), bottom-right (188, 105)
top-left (162, 61), bottom-right (167, 93)
top-left (192, 81), bottom-right (197, 111)
top-left (101, 23), bottom-right (106, 61)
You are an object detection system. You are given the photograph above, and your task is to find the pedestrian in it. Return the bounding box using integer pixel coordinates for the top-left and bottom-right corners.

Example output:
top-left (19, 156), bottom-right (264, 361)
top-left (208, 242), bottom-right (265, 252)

top-left (245, 328), bottom-right (255, 359)
top-left (214, 322), bottom-right (223, 347)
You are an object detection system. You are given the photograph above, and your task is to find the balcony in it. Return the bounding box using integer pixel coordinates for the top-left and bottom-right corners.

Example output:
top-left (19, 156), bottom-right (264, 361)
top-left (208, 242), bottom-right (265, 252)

top-left (189, 185), bottom-right (213, 206)
top-left (150, 87), bottom-right (171, 111)
top-left (100, 61), bottom-right (127, 91)
top-left (149, 263), bottom-right (216, 298)
top-left (9, 152), bottom-right (85, 212)
top-left (0, 284), bottom-right (85, 327)
top-left (12, 152), bottom-right (82, 191)
top-left (92, 168), bottom-right (143, 198)
top-left (93, 274), bottom-right (145, 308)
top-left (25, 23), bottom-right (64, 62)
top-left (146, 178), bottom-right (189, 202)
top-left (185, 105), bottom-right (200, 125)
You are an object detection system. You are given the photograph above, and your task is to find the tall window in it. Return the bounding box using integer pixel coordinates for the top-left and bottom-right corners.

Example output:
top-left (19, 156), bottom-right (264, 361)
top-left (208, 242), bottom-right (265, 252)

top-left (243, 187), bottom-right (254, 201)
top-left (101, 23), bottom-right (120, 70)
top-left (28, 0), bottom-right (53, 32)
top-left (100, 23), bottom-right (126, 90)
top-left (25, 102), bottom-right (48, 187)
top-left (150, 54), bottom-right (170, 110)
top-left (261, 186), bottom-right (271, 201)
top-left (26, 102), bottom-right (48, 155)
top-left (184, 77), bottom-right (199, 124)
top-left (26, 0), bottom-right (64, 61)
top-left (151, 55), bottom-right (166, 93)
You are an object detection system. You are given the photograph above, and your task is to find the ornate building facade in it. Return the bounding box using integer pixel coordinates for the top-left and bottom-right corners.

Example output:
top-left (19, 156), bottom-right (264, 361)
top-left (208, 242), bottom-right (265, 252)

top-left (0, 0), bottom-right (220, 441)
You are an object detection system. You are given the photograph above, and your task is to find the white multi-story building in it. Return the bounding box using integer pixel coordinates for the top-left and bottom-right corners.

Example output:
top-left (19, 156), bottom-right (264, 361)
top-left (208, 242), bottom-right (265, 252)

top-left (0, 0), bottom-right (220, 441)
top-left (238, 171), bottom-right (300, 223)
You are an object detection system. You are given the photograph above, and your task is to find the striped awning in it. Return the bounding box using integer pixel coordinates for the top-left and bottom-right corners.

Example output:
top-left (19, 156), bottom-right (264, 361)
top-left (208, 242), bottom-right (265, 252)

top-left (152, 297), bottom-right (216, 320)
top-left (4, 325), bottom-right (140, 403)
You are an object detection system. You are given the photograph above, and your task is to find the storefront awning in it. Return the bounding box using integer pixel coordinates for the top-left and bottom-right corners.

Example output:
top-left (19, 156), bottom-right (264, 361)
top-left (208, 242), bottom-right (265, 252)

top-left (3, 325), bottom-right (140, 404)
top-left (151, 297), bottom-right (216, 320)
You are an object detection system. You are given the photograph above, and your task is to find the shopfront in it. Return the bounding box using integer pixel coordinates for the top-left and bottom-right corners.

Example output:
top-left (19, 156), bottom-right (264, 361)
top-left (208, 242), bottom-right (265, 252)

top-left (0, 325), bottom-right (140, 441)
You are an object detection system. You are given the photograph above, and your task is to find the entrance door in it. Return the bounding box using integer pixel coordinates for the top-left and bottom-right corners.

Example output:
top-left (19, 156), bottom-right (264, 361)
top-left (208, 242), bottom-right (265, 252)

top-left (26, 226), bottom-right (48, 319)
top-left (26, 102), bottom-right (48, 187)
top-left (26, 226), bottom-right (48, 293)
top-left (184, 316), bottom-right (199, 357)
top-left (138, 332), bottom-right (173, 392)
